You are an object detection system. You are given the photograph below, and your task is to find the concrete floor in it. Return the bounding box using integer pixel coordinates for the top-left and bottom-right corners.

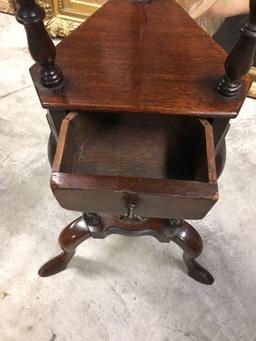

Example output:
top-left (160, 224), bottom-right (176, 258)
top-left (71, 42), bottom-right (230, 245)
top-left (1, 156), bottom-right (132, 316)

top-left (1, 13), bottom-right (256, 341)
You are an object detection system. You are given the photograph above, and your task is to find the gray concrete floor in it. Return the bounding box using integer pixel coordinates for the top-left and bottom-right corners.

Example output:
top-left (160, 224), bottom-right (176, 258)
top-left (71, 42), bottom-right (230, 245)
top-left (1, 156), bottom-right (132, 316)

top-left (1, 13), bottom-right (256, 341)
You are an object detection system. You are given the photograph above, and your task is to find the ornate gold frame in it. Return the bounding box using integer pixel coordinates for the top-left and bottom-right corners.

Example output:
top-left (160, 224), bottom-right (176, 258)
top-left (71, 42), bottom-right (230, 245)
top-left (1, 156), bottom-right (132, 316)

top-left (38, 0), bottom-right (106, 37)
top-left (248, 67), bottom-right (256, 98)
top-left (0, 0), bottom-right (15, 14)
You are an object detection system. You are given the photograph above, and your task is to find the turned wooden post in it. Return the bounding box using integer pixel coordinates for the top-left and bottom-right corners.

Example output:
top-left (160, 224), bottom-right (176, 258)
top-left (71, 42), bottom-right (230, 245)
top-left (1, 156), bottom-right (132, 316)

top-left (217, 0), bottom-right (256, 96)
top-left (15, 0), bottom-right (63, 87)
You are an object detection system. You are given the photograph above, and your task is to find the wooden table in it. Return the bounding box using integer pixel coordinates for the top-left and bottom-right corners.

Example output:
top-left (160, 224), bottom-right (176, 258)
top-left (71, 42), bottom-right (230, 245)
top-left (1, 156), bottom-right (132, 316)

top-left (16, 0), bottom-right (255, 285)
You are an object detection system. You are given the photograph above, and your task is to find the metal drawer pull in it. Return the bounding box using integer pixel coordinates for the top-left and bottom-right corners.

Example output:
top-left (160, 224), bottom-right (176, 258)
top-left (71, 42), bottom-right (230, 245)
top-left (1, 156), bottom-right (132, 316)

top-left (120, 203), bottom-right (147, 225)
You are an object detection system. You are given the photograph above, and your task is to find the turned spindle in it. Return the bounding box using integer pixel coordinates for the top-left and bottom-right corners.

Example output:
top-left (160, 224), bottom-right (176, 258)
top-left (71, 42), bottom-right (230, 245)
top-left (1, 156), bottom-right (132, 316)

top-left (217, 0), bottom-right (256, 96)
top-left (15, 0), bottom-right (63, 87)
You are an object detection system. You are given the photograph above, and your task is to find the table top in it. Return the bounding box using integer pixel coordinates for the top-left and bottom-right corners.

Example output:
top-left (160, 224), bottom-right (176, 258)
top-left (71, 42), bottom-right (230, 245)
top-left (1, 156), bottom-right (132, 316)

top-left (30, 0), bottom-right (251, 118)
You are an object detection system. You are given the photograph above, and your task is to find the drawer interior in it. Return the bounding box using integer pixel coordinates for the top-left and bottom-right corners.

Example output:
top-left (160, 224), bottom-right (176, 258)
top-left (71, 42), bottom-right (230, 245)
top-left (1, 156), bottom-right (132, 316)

top-left (57, 112), bottom-right (214, 183)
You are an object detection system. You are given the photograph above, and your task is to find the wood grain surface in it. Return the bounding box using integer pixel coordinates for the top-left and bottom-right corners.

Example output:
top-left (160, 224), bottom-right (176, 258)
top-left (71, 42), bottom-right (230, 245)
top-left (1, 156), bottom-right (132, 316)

top-left (30, 0), bottom-right (251, 118)
top-left (50, 112), bottom-right (218, 219)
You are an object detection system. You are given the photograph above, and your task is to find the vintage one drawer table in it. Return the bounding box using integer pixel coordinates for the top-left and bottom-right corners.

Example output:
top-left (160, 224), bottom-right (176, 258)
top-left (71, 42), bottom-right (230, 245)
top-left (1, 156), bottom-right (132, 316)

top-left (16, 0), bottom-right (255, 284)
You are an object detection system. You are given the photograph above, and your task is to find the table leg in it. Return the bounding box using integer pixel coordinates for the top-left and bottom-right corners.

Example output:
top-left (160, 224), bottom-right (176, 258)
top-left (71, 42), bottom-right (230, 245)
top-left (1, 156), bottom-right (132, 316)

top-left (39, 216), bottom-right (91, 277)
top-left (39, 214), bottom-right (214, 284)
top-left (170, 219), bottom-right (214, 285)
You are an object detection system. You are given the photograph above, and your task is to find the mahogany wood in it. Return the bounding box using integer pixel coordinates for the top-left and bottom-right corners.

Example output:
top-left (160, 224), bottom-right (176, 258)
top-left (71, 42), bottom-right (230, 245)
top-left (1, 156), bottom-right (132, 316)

top-left (50, 112), bottom-right (218, 219)
top-left (46, 112), bottom-right (229, 176)
top-left (46, 110), bottom-right (67, 166)
top-left (171, 220), bottom-right (214, 285)
top-left (217, 0), bottom-right (256, 96)
top-left (47, 132), bottom-right (56, 167)
top-left (39, 214), bottom-right (214, 285)
top-left (46, 110), bottom-right (67, 141)
top-left (29, 0), bottom-right (251, 118)
top-left (16, 0), bottom-right (253, 286)
top-left (15, 0), bottom-right (63, 87)
top-left (211, 118), bottom-right (229, 178)
top-left (215, 139), bottom-right (226, 178)
top-left (39, 216), bottom-right (91, 277)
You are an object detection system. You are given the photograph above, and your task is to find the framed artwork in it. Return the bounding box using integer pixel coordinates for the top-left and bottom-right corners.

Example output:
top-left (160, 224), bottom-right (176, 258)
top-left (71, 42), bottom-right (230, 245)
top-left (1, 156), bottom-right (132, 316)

top-left (249, 67), bottom-right (256, 98)
top-left (38, 0), bottom-right (107, 37)
top-left (0, 0), bottom-right (15, 14)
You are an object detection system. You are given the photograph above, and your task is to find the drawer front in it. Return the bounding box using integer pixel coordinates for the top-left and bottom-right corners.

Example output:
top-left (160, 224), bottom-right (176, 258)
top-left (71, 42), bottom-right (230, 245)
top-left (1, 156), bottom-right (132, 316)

top-left (51, 112), bottom-right (218, 220)
top-left (51, 173), bottom-right (218, 219)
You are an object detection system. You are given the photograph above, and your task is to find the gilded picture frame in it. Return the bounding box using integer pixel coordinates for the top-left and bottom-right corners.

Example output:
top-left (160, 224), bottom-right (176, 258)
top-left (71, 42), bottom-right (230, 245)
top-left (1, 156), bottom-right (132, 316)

top-left (0, 0), bottom-right (15, 14)
top-left (38, 0), bottom-right (107, 37)
top-left (249, 67), bottom-right (256, 98)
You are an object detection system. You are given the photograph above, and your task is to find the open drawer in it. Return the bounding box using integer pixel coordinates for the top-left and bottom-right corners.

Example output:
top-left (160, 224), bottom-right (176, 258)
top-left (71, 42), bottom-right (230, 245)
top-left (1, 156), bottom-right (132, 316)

top-left (51, 112), bottom-right (218, 219)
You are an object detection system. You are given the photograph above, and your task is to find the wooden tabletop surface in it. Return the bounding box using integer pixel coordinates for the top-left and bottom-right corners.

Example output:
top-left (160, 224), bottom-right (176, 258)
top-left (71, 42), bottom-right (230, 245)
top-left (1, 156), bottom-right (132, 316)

top-left (30, 0), bottom-right (251, 118)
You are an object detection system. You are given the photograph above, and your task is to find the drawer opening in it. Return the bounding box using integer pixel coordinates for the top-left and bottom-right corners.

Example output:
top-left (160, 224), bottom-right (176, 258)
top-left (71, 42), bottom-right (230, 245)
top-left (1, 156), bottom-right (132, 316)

top-left (57, 113), bottom-right (214, 183)
top-left (52, 112), bottom-right (218, 219)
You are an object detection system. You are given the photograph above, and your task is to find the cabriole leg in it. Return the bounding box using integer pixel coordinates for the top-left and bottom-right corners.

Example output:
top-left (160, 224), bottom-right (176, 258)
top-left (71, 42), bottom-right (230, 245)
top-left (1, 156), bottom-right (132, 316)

top-left (39, 216), bottom-right (91, 277)
top-left (170, 219), bottom-right (214, 285)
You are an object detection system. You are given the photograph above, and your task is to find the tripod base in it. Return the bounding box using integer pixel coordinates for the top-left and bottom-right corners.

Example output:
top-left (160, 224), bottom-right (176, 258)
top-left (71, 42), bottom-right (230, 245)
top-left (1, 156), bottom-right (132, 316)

top-left (39, 214), bottom-right (214, 285)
